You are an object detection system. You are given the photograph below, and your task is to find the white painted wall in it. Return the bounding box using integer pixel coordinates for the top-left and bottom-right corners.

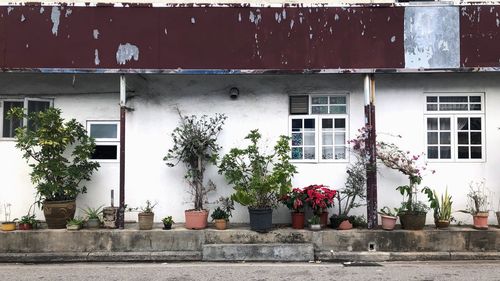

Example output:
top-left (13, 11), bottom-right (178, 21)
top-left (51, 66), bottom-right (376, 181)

top-left (1, 73), bottom-right (500, 225)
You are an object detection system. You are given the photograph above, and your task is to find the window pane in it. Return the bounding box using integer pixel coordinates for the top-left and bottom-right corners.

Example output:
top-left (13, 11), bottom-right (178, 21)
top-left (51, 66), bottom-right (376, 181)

top-left (292, 147), bottom-right (303, 160)
top-left (311, 96), bottom-right (328, 105)
top-left (292, 133), bottom-right (302, 146)
top-left (470, 132), bottom-right (481, 144)
top-left (439, 96), bottom-right (468, 103)
top-left (2, 101), bottom-right (23, 138)
top-left (427, 104), bottom-right (438, 111)
top-left (334, 119), bottom-right (345, 129)
top-left (322, 147), bottom-right (333, 160)
top-left (439, 104), bottom-right (468, 111)
top-left (304, 119), bottom-right (315, 130)
top-left (311, 106), bottom-right (328, 114)
top-left (330, 106), bottom-right (346, 114)
top-left (426, 96), bottom-right (438, 102)
top-left (334, 133), bottom-right (345, 145)
top-left (470, 118), bottom-right (481, 130)
top-left (322, 133), bottom-right (333, 145)
top-left (469, 104), bottom-right (481, 111)
top-left (27, 100), bottom-right (51, 131)
top-left (334, 146), bottom-right (346, 159)
top-left (440, 132), bottom-right (451, 145)
top-left (471, 147), bottom-right (482, 159)
top-left (457, 118), bottom-right (468, 130)
top-left (322, 119), bottom-right (333, 129)
top-left (458, 146), bottom-right (469, 159)
top-left (304, 147), bottom-right (315, 159)
top-left (428, 146), bottom-right (438, 159)
top-left (439, 118), bottom-right (450, 130)
top-left (91, 145), bottom-right (118, 160)
top-left (330, 96), bottom-right (346, 104)
top-left (292, 119), bottom-right (302, 131)
top-left (440, 146), bottom-right (451, 159)
top-left (469, 96), bottom-right (481, 102)
top-left (90, 124), bottom-right (117, 139)
top-left (427, 132), bottom-right (438, 145)
top-left (304, 133), bottom-right (315, 145)
top-left (458, 132), bottom-right (469, 145)
top-left (427, 118), bottom-right (438, 130)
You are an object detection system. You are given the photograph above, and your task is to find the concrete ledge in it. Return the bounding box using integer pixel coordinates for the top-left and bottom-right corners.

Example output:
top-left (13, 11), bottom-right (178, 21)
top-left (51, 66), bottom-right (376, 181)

top-left (202, 243), bottom-right (314, 261)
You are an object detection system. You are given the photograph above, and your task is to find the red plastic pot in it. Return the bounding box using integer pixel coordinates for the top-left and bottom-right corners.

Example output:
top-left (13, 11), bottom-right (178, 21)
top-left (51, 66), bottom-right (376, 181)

top-left (18, 223), bottom-right (33, 230)
top-left (291, 212), bottom-right (305, 229)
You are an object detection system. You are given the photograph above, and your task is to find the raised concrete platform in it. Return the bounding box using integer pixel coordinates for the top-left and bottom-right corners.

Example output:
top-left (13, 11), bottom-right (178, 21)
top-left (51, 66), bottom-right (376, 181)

top-left (0, 224), bottom-right (499, 263)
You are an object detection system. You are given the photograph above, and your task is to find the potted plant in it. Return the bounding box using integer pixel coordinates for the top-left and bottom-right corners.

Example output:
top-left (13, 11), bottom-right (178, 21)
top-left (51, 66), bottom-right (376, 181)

top-left (66, 217), bottom-right (84, 230)
top-left (162, 216), bottom-right (174, 230)
top-left (164, 110), bottom-right (226, 230)
top-left (496, 199), bottom-right (500, 227)
top-left (308, 215), bottom-right (321, 231)
top-left (280, 188), bottom-right (307, 229)
top-left (378, 206), bottom-right (398, 231)
top-left (8, 107), bottom-right (100, 229)
top-left (377, 141), bottom-right (432, 230)
top-left (1, 203), bottom-right (16, 231)
top-left (137, 200), bottom-right (157, 230)
top-left (210, 197), bottom-right (234, 230)
top-left (423, 187), bottom-right (453, 229)
top-left (460, 180), bottom-right (490, 229)
top-left (17, 214), bottom-right (38, 230)
top-left (82, 206), bottom-right (103, 229)
top-left (331, 155), bottom-right (366, 230)
top-left (218, 129), bottom-right (297, 233)
top-left (303, 184), bottom-right (336, 228)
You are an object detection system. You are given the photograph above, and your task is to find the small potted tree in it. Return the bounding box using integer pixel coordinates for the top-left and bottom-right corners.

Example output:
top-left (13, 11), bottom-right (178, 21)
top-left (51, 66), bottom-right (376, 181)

top-left (8, 108), bottom-right (99, 229)
top-left (423, 187), bottom-right (453, 229)
top-left (460, 180), bottom-right (490, 229)
top-left (210, 197), bottom-right (234, 230)
top-left (137, 200), bottom-right (157, 230)
top-left (281, 188), bottom-right (307, 229)
top-left (164, 110), bottom-right (226, 230)
top-left (218, 129), bottom-right (297, 233)
top-left (378, 206), bottom-right (398, 231)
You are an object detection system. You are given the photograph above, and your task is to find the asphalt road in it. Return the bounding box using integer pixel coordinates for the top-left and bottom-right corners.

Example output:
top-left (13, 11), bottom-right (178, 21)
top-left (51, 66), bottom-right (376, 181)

top-left (0, 261), bottom-right (499, 281)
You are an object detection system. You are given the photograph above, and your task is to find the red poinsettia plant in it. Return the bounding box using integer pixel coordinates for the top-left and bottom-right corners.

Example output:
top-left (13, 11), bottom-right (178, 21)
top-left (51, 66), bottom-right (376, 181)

top-left (281, 188), bottom-right (307, 212)
top-left (303, 184), bottom-right (337, 214)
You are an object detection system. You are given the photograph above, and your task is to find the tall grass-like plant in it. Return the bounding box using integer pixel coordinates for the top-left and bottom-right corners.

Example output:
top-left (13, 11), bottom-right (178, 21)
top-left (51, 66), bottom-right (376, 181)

top-left (423, 187), bottom-right (452, 221)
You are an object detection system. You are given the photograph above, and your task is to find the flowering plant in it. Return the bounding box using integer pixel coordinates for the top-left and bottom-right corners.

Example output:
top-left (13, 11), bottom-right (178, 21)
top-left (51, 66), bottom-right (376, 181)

top-left (303, 185), bottom-right (337, 215)
top-left (377, 140), bottom-right (434, 214)
top-left (281, 188), bottom-right (307, 212)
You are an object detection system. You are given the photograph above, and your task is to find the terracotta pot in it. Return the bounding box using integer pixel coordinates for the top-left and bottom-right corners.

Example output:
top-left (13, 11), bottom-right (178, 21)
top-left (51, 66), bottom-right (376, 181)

top-left (291, 212), bottom-right (305, 229)
top-left (320, 209), bottom-right (328, 228)
top-left (1, 222), bottom-right (16, 231)
top-left (18, 223), bottom-right (33, 230)
top-left (473, 212), bottom-right (489, 230)
top-left (43, 200), bottom-right (76, 229)
top-left (435, 220), bottom-right (450, 229)
top-left (380, 215), bottom-right (397, 231)
top-left (399, 212), bottom-right (426, 230)
top-left (185, 209), bottom-right (208, 230)
top-left (138, 212), bottom-right (154, 230)
top-left (338, 220), bottom-right (353, 230)
top-left (214, 219), bottom-right (227, 230)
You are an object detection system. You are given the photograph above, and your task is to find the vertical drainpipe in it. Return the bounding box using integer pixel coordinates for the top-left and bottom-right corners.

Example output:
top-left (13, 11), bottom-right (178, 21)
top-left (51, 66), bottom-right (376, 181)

top-left (364, 74), bottom-right (378, 229)
top-left (118, 75), bottom-right (126, 229)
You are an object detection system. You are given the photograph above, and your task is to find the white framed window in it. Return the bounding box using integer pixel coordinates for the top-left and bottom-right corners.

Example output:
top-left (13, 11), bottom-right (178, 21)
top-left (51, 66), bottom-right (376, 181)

top-left (87, 121), bottom-right (120, 161)
top-left (1, 98), bottom-right (52, 138)
top-left (289, 94), bottom-right (349, 163)
top-left (424, 93), bottom-right (485, 162)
